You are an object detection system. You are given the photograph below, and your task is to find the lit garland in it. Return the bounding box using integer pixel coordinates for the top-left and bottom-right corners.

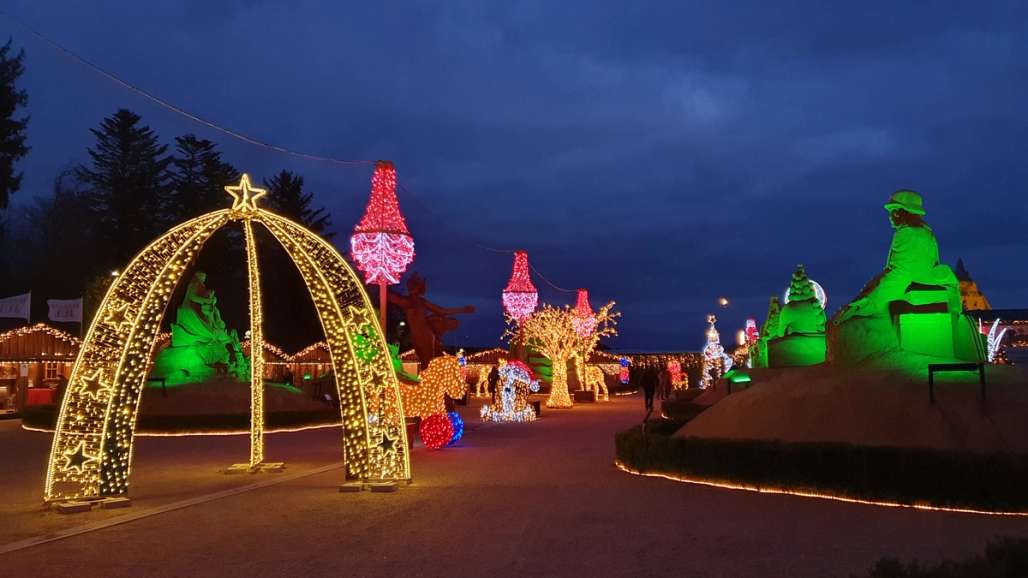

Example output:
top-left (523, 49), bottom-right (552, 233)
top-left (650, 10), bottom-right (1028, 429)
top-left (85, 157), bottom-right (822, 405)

top-left (349, 160), bottom-right (415, 285)
top-left (447, 411), bottom-right (464, 445)
top-left (419, 413), bottom-right (453, 450)
top-left (501, 250), bottom-right (538, 323)
top-left (0, 323), bottom-right (82, 347)
top-left (398, 355), bottom-right (466, 418)
top-left (480, 360), bottom-right (540, 422)
top-left (614, 460), bottom-right (1028, 517)
top-left (242, 217), bottom-right (265, 468)
top-left (44, 174), bottom-right (410, 503)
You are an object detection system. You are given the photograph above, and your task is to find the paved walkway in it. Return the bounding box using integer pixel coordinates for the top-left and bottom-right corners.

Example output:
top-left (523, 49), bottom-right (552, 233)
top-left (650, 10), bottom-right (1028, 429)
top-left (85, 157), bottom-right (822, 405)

top-left (2, 396), bottom-right (1027, 577)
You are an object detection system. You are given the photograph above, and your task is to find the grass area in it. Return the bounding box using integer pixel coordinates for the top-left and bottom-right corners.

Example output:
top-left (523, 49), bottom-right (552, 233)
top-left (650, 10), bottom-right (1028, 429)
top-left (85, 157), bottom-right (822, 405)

top-left (21, 405), bottom-right (339, 433)
top-left (615, 421), bottom-right (1028, 512)
top-left (858, 537), bottom-right (1028, 577)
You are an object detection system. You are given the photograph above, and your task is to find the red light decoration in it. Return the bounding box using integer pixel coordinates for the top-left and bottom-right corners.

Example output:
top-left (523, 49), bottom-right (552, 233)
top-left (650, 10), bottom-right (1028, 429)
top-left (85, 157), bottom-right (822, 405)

top-left (571, 288), bottom-right (597, 337)
top-left (419, 413), bottom-right (454, 450)
top-left (350, 161), bottom-right (415, 285)
top-left (502, 250), bottom-right (538, 323)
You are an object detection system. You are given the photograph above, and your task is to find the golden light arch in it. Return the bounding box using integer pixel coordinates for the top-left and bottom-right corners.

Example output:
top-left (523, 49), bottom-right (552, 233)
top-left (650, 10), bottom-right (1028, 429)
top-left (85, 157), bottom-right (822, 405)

top-left (44, 175), bottom-right (410, 503)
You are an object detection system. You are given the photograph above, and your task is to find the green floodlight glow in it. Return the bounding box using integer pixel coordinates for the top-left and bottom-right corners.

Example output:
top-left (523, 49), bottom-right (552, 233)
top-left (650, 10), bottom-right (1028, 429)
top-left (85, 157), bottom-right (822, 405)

top-left (728, 372), bottom-right (752, 384)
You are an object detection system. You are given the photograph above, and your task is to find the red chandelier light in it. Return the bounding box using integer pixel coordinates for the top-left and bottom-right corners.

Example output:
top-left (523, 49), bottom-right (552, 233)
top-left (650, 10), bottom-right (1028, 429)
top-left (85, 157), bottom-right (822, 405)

top-left (572, 288), bottom-right (597, 337)
top-left (350, 160), bottom-right (415, 286)
top-left (502, 250), bottom-right (538, 323)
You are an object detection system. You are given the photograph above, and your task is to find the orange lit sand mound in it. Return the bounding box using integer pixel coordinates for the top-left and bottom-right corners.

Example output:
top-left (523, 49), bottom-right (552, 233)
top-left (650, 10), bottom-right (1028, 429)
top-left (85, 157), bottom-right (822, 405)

top-left (675, 363), bottom-right (1028, 453)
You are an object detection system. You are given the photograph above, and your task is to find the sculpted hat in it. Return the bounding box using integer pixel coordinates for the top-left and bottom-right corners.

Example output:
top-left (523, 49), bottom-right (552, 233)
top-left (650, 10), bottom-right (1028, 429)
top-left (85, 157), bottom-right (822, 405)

top-left (884, 189), bottom-right (926, 215)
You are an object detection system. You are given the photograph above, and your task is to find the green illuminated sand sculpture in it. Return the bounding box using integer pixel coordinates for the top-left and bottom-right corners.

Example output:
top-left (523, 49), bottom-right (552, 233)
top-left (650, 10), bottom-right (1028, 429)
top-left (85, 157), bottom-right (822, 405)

top-left (150, 271), bottom-right (249, 385)
top-left (753, 266), bottom-right (827, 367)
top-left (829, 190), bottom-right (984, 366)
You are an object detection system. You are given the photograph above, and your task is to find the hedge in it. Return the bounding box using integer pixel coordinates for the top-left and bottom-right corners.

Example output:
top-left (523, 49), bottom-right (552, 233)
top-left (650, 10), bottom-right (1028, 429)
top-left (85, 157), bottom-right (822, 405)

top-left (615, 423), bottom-right (1028, 512)
top-left (859, 537), bottom-right (1028, 577)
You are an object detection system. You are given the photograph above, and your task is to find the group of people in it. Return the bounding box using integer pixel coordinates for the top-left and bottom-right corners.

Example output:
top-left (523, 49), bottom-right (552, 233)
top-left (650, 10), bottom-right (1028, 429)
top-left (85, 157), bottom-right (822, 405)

top-left (637, 365), bottom-right (677, 412)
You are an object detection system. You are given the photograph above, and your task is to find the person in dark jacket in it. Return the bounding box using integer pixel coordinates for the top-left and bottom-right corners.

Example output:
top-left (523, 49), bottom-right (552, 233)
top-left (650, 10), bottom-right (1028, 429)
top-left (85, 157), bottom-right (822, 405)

top-left (641, 366), bottom-right (658, 411)
top-left (487, 365), bottom-right (501, 403)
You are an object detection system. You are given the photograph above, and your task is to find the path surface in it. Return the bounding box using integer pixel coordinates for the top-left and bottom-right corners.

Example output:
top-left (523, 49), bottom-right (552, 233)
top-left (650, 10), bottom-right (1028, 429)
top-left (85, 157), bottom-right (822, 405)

top-left (2, 396), bottom-right (1027, 577)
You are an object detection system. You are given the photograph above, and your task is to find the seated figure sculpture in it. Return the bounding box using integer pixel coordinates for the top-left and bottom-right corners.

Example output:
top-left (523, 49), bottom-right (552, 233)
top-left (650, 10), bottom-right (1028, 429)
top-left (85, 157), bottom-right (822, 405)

top-left (830, 190), bottom-right (983, 365)
top-left (151, 271), bottom-right (249, 385)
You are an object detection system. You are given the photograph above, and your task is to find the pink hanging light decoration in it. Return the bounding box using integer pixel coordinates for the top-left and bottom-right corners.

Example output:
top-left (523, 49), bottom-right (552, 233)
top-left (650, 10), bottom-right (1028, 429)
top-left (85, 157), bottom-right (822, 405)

top-left (572, 288), bottom-right (597, 337)
top-left (350, 160), bottom-right (415, 285)
top-left (502, 250), bottom-right (538, 323)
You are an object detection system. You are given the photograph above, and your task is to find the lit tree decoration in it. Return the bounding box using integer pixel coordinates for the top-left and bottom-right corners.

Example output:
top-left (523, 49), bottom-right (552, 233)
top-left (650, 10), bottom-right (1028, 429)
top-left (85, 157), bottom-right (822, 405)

top-left (502, 250), bottom-right (538, 324)
top-left (701, 314), bottom-right (733, 388)
top-left (511, 302), bottom-right (618, 408)
top-left (44, 173), bottom-right (411, 504)
top-left (350, 160), bottom-right (415, 331)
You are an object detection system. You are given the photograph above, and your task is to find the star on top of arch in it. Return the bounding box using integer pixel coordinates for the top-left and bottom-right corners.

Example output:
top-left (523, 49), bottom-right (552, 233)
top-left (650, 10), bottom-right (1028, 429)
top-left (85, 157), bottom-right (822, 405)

top-left (225, 174), bottom-right (267, 212)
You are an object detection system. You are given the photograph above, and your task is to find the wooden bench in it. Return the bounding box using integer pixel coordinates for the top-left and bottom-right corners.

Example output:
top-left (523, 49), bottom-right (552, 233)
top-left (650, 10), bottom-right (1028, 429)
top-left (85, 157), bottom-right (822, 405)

top-left (927, 362), bottom-right (985, 404)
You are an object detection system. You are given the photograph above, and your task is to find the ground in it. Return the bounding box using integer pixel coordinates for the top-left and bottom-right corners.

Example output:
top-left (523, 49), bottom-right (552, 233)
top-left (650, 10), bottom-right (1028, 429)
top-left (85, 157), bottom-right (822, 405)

top-left (2, 395), bottom-right (1027, 577)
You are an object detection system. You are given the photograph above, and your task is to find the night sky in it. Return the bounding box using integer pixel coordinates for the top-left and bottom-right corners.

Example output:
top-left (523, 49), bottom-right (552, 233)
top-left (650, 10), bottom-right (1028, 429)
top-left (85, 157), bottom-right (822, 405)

top-left (2, 2), bottom-right (1026, 351)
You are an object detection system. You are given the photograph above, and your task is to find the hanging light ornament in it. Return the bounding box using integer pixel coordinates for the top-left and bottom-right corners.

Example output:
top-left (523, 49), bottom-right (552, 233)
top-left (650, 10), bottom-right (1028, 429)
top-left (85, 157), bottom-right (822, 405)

top-left (350, 160), bottom-right (415, 332)
top-left (502, 250), bottom-right (538, 323)
top-left (572, 288), bottom-right (597, 337)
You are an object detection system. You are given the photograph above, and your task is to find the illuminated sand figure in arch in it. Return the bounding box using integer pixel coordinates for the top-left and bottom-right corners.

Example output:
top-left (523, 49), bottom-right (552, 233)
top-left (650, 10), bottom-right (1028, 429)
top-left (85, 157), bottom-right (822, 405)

top-left (44, 175), bottom-right (410, 503)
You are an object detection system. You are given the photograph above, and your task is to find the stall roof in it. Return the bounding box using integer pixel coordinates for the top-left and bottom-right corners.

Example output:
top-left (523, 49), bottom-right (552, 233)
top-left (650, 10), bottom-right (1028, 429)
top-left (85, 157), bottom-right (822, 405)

top-left (0, 323), bottom-right (81, 362)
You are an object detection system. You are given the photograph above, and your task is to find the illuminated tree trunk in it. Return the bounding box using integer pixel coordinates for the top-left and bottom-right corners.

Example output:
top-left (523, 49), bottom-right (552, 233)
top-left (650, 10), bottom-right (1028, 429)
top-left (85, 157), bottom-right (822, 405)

top-left (546, 356), bottom-right (573, 408)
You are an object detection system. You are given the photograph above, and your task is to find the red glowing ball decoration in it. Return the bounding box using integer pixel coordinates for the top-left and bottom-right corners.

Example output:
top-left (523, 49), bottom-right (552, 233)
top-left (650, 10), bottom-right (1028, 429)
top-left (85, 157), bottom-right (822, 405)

top-left (502, 250), bottom-right (538, 323)
top-left (419, 413), bottom-right (454, 450)
top-left (350, 160), bottom-right (415, 285)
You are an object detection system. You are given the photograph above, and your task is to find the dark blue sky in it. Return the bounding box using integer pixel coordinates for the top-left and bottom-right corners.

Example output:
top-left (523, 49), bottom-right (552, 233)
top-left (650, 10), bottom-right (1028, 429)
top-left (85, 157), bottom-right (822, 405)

top-left (2, 1), bottom-right (1026, 350)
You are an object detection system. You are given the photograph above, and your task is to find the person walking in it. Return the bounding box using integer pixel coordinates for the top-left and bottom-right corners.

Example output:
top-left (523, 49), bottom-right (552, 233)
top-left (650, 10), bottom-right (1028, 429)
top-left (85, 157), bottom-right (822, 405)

top-left (641, 366), bottom-right (658, 412)
top-left (657, 365), bottom-right (670, 400)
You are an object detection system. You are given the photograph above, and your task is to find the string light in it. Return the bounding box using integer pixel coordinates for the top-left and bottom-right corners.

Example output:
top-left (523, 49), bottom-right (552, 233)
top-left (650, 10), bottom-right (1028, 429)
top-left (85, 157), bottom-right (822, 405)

top-left (242, 217), bottom-right (265, 468)
top-left (44, 174), bottom-right (411, 503)
top-left (583, 365), bottom-right (609, 400)
top-left (618, 357), bottom-right (630, 384)
top-left (419, 413), bottom-right (453, 450)
top-left (614, 461), bottom-right (1028, 517)
top-left (511, 302), bottom-right (618, 408)
top-left (502, 250), bottom-right (538, 323)
top-left (572, 289), bottom-right (597, 337)
top-left (398, 356), bottom-right (466, 418)
top-left (350, 161), bottom-right (415, 286)
top-left (0, 323), bottom-right (81, 348)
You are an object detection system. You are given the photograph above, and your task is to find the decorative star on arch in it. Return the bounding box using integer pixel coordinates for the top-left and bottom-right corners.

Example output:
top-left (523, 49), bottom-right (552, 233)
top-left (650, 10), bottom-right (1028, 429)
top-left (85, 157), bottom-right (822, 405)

top-left (78, 369), bottom-right (110, 400)
top-left (225, 174), bottom-right (267, 212)
top-left (378, 430), bottom-right (398, 455)
top-left (63, 441), bottom-right (98, 473)
top-left (103, 302), bottom-right (132, 333)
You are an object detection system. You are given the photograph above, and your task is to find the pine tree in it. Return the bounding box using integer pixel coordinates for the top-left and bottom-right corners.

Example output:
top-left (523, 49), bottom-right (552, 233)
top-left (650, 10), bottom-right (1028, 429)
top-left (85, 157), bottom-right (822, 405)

top-left (75, 109), bottom-right (173, 268)
top-left (0, 38), bottom-right (29, 209)
top-left (263, 170), bottom-right (333, 238)
top-left (787, 264), bottom-right (815, 302)
top-left (170, 134), bottom-right (239, 219)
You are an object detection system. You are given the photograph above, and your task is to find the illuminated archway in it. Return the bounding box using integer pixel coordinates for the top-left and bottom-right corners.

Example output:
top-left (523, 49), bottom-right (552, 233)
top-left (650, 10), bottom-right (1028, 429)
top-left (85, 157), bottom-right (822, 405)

top-left (44, 175), bottom-right (410, 503)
